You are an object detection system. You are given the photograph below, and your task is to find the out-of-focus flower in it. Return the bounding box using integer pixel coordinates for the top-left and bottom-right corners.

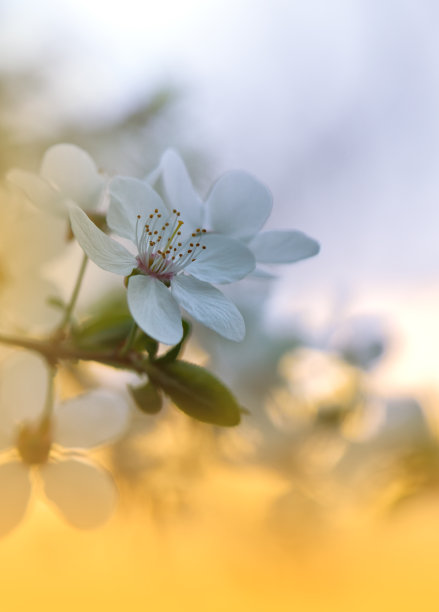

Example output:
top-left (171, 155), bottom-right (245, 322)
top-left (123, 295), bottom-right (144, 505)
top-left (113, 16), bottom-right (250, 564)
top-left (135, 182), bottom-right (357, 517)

top-left (0, 351), bottom-right (130, 536)
top-left (0, 186), bottom-right (65, 332)
top-left (69, 178), bottom-right (255, 344)
top-left (7, 144), bottom-right (106, 219)
top-left (328, 315), bottom-right (388, 370)
top-left (147, 149), bottom-right (320, 274)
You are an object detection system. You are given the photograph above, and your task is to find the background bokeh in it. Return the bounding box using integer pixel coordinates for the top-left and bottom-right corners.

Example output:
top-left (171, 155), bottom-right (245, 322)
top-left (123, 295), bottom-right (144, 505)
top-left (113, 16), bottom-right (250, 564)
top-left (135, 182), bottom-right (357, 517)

top-left (1, 1), bottom-right (439, 610)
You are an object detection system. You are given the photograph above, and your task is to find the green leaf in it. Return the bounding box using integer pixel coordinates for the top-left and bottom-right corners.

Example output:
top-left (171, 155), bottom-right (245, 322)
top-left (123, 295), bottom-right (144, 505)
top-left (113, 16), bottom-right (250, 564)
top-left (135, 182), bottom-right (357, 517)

top-left (155, 320), bottom-right (191, 364)
top-left (148, 360), bottom-right (241, 427)
top-left (135, 333), bottom-right (159, 358)
top-left (129, 381), bottom-right (163, 414)
top-left (73, 313), bottom-right (133, 349)
top-left (72, 292), bottom-right (133, 349)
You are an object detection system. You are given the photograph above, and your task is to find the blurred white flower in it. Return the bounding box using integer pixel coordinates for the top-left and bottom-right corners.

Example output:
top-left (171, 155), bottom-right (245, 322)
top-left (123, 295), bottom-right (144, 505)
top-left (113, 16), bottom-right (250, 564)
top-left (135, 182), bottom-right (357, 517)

top-left (0, 186), bottom-right (65, 332)
top-left (7, 144), bottom-right (106, 219)
top-left (0, 351), bottom-right (130, 536)
top-left (69, 178), bottom-right (255, 344)
top-left (147, 149), bottom-right (320, 274)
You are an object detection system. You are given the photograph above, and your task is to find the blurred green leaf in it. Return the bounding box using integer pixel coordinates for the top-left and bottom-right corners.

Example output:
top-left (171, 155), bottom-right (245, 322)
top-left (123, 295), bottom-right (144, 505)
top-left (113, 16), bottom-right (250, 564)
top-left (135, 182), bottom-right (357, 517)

top-left (72, 292), bottom-right (132, 349)
top-left (134, 332), bottom-right (159, 358)
top-left (155, 320), bottom-right (191, 364)
top-left (148, 360), bottom-right (241, 427)
top-left (129, 381), bottom-right (163, 414)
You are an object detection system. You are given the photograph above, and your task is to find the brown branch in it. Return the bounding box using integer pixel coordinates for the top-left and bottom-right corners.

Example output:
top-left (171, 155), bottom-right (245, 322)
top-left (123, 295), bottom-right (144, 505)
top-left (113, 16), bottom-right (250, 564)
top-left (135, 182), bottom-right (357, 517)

top-left (0, 333), bottom-right (148, 373)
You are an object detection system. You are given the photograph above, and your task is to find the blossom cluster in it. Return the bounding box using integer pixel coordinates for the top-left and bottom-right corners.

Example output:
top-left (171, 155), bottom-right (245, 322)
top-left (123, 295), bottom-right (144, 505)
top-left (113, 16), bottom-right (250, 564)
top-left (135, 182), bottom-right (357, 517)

top-left (9, 144), bottom-right (319, 343)
top-left (0, 143), bottom-right (320, 535)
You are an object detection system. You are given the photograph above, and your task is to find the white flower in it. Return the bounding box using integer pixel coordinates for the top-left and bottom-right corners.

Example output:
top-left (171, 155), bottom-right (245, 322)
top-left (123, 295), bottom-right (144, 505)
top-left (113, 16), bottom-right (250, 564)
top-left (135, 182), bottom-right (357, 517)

top-left (147, 149), bottom-right (320, 274)
top-left (69, 178), bottom-right (256, 344)
top-left (0, 351), bottom-right (130, 536)
top-left (0, 185), bottom-right (65, 332)
top-left (7, 143), bottom-right (106, 219)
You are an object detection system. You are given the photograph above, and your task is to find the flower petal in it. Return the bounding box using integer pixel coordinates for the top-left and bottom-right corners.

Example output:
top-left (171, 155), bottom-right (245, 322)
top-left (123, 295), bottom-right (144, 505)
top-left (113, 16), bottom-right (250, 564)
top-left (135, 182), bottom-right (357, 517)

top-left (186, 233), bottom-right (255, 284)
top-left (6, 169), bottom-right (67, 218)
top-left (108, 176), bottom-right (168, 240)
top-left (127, 275), bottom-right (183, 345)
top-left (248, 230), bottom-right (320, 263)
top-left (155, 149), bottom-right (204, 230)
top-left (0, 351), bottom-right (48, 437)
top-left (205, 170), bottom-right (272, 240)
top-left (171, 274), bottom-right (245, 341)
top-left (68, 204), bottom-right (137, 275)
top-left (0, 462), bottom-right (31, 537)
top-left (54, 390), bottom-right (130, 449)
top-left (40, 144), bottom-right (104, 210)
top-left (41, 460), bottom-right (116, 529)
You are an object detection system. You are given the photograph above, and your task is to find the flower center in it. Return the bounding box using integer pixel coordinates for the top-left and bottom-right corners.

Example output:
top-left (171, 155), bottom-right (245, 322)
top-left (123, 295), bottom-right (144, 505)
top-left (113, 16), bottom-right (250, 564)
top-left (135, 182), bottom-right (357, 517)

top-left (16, 418), bottom-right (52, 465)
top-left (135, 208), bottom-right (207, 282)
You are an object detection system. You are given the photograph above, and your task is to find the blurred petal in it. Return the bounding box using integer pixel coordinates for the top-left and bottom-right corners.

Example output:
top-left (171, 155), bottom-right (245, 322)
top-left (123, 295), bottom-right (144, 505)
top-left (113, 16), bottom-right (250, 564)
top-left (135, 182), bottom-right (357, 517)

top-left (41, 460), bottom-right (116, 529)
top-left (158, 149), bottom-right (204, 230)
top-left (171, 274), bottom-right (245, 341)
top-left (6, 169), bottom-right (66, 218)
top-left (108, 177), bottom-right (167, 240)
top-left (54, 390), bottom-right (130, 449)
top-left (186, 234), bottom-right (255, 284)
top-left (69, 204), bottom-right (137, 275)
top-left (248, 230), bottom-right (320, 263)
top-left (1, 276), bottom-right (63, 334)
top-left (206, 171), bottom-right (272, 240)
top-left (0, 351), bottom-right (48, 436)
top-left (0, 462), bottom-right (31, 537)
top-left (41, 144), bottom-right (104, 210)
top-left (127, 275), bottom-right (182, 345)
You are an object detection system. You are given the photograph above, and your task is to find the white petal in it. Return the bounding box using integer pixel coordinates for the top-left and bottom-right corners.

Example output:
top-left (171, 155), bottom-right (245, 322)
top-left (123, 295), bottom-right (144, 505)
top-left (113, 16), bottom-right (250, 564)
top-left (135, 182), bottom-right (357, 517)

top-left (108, 176), bottom-right (167, 240)
top-left (205, 170), bottom-right (272, 240)
top-left (41, 144), bottom-right (104, 210)
top-left (248, 230), bottom-right (320, 263)
top-left (68, 204), bottom-right (137, 275)
top-left (127, 275), bottom-right (182, 345)
top-left (0, 351), bottom-right (48, 436)
top-left (158, 149), bottom-right (204, 230)
top-left (6, 169), bottom-right (67, 218)
top-left (171, 274), bottom-right (245, 341)
top-left (41, 460), bottom-right (116, 529)
top-left (0, 462), bottom-right (31, 537)
top-left (186, 233), bottom-right (255, 284)
top-left (54, 390), bottom-right (130, 449)
top-left (248, 267), bottom-right (277, 279)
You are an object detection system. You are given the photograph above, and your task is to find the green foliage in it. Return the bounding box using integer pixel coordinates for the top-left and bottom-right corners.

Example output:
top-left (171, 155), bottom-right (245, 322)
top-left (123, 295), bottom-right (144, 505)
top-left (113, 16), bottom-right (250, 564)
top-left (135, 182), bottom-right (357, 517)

top-left (134, 332), bottom-right (159, 358)
top-left (147, 360), bottom-right (241, 427)
top-left (72, 292), bottom-right (157, 356)
top-left (72, 303), bottom-right (133, 350)
top-left (155, 320), bottom-right (191, 364)
top-left (129, 381), bottom-right (163, 414)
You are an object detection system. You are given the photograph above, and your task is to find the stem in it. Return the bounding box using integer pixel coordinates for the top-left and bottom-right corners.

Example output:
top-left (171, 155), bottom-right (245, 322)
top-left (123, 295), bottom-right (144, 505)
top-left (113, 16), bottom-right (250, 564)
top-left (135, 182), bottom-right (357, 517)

top-left (0, 333), bottom-right (148, 374)
top-left (57, 252), bottom-right (89, 335)
top-left (42, 364), bottom-right (56, 421)
top-left (119, 321), bottom-right (139, 356)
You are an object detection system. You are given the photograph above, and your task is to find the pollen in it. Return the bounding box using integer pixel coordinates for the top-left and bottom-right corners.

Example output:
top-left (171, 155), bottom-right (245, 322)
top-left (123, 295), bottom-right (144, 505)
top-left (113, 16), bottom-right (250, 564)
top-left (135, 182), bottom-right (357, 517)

top-left (135, 207), bottom-right (208, 282)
